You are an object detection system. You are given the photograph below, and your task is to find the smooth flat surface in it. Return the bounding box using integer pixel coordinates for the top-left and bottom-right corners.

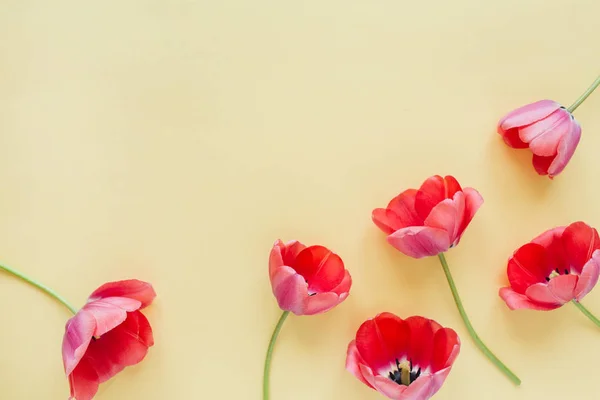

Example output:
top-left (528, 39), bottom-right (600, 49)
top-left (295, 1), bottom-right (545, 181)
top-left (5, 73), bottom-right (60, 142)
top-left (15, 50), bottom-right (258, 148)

top-left (1, 1), bottom-right (599, 399)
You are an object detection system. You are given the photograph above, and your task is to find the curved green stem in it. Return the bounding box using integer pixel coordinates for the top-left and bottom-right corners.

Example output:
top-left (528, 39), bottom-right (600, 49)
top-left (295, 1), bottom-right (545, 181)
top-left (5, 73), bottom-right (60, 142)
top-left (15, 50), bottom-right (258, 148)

top-left (263, 311), bottom-right (290, 400)
top-left (438, 253), bottom-right (521, 386)
top-left (567, 75), bottom-right (600, 113)
top-left (0, 263), bottom-right (77, 314)
top-left (572, 300), bottom-right (600, 328)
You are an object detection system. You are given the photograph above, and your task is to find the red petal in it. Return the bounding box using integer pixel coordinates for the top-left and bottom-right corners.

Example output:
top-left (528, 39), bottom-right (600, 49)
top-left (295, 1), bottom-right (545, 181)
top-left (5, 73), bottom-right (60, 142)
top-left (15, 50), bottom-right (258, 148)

top-left (499, 127), bottom-right (528, 148)
top-left (293, 246), bottom-right (345, 293)
top-left (531, 227), bottom-right (567, 273)
top-left (269, 240), bottom-right (306, 278)
top-left (355, 313), bottom-right (410, 372)
top-left (507, 243), bottom-right (549, 294)
top-left (405, 316), bottom-right (436, 370)
top-left (83, 311), bottom-right (154, 384)
top-left (68, 357), bottom-right (100, 400)
top-left (562, 221), bottom-right (600, 273)
top-left (532, 154), bottom-right (553, 176)
top-left (88, 280), bottom-right (156, 309)
top-left (386, 189), bottom-right (422, 228)
top-left (372, 208), bottom-right (403, 235)
top-left (415, 176), bottom-right (462, 220)
top-left (430, 328), bottom-right (460, 372)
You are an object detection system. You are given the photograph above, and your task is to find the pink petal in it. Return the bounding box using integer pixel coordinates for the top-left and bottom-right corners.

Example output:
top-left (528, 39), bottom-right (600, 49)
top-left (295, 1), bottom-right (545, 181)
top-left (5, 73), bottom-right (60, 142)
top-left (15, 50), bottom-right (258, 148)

top-left (574, 250), bottom-right (600, 300)
top-left (371, 374), bottom-right (411, 399)
top-left (269, 240), bottom-right (307, 278)
top-left (68, 357), bottom-right (100, 400)
top-left (457, 187), bottom-right (483, 240)
top-left (88, 280), bottom-right (156, 309)
top-left (424, 193), bottom-right (465, 244)
top-left (526, 274), bottom-right (578, 305)
top-left (498, 100), bottom-right (561, 131)
top-left (414, 176), bottom-right (461, 221)
top-left (303, 292), bottom-right (341, 315)
top-left (387, 226), bottom-right (450, 259)
top-left (83, 297), bottom-right (142, 337)
top-left (63, 310), bottom-right (97, 376)
top-left (518, 108), bottom-right (569, 148)
top-left (345, 341), bottom-right (374, 389)
top-left (269, 265), bottom-right (308, 315)
top-left (499, 287), bottom-right (559, 311)
top-left (547, 118), bottom-right (581, 177)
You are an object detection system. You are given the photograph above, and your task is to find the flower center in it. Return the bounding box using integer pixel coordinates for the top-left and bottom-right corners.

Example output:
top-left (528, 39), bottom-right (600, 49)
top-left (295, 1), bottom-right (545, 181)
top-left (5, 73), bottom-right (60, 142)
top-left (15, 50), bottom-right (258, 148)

top-left (545, 268), bottom-right (570, 282)
top-left (388, 359), bottom-right (421, 386)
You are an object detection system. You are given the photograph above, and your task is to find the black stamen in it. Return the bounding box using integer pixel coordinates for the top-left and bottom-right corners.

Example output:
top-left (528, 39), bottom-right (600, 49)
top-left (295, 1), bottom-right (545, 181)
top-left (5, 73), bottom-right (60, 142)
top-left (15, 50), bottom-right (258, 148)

top-left (545, 277), bottom-right (550, 282)
top-left (555, 268), bottom-right (560, 274)
top-left (565, 269), bottom-right (569, 275)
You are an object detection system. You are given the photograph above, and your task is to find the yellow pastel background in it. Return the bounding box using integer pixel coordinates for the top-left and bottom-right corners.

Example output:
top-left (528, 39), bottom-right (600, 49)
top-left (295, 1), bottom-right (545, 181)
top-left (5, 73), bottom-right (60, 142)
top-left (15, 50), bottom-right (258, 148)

top-left (1, 1), bottom-right (599, 399)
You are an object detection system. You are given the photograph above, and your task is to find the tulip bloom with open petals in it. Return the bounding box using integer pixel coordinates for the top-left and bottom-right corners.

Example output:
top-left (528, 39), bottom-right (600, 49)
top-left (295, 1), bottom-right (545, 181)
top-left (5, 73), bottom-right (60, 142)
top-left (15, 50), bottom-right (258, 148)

top-left (372, 175), bottom-right (483, 259)
top-left (62, 280), bottom-right (156, 400)
top-left (346, 313), bottom-right (460, 400)
top-left (500, 222), bottom-right (600, 313)
top-left (269, 240), bottom-right (351, 316)
top-left (497, 100), bottom-right (581, 178)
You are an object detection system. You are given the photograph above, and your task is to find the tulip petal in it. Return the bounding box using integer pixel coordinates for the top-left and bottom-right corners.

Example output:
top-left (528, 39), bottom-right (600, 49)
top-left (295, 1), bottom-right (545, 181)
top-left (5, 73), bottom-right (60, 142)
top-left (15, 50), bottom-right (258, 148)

top-left (518, 109), bottom-right (569, 150)
top-left (293, 246), bottom-right (345, 293)
top-left (415, 176), bottom-right (461, 220)
top-left (356, 312), bottom-right (410, 373)
top-left (373, 208), bottom-right (404, 235)
top-left (424, 193), bottom-right (465, 244)
top-left (304, 292), bottom-right (341, 315)
top-left (82, 310), bottom-right (154, 384)
top-left (345, 341), bottom-right (375, 389)
top-left (330, 270), bottom-right (352, 296)
top-left (562, 221), bottom-right (600, 273)
top-left (507, 243), bottom-right (549, 294)
top-left (499, 127), bottom-right (528, 149)
top-left (88, 280), bottom-right (156, 309)
top-left (547, 119), bottom-right (581, 177)
top-left (269, 240), bottom-right (306, 277)
top-left (270, 265), bottom-right (308, 315)
top-left (386, 189), bottom-right (423, 228)
top-left (526, 274), bottom-right (578, 305)
top-left (68, 357), bottom-right (100, 400)
top-left (431, 328), bottom-right (460, 372)
top-left (532, 154), bottom-right (553, 176)
top-left (63, 310), bottom-right (97, 376)
top-left (531, 226), bottom-right (567, 272)
top-left (388, 226), bottom-right (450, 259)
top-left (405, 316), bottom-right (436, 371)
top-left (84, 297), bottom-right (142, 338)
top-left (574, 250), bottom-right (600, 301)
top-left (498, 100), bottom-right (561, 131)
top-left (499, 287), bottom-right (559, 311)
top-left (458, 187), bottom-right (483, 238)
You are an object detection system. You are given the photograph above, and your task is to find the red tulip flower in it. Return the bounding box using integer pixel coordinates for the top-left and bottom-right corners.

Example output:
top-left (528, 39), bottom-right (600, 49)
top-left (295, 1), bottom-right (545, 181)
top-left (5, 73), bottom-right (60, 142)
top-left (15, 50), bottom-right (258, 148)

top-left (373, 175), bottom-right (520, 385)
top-left (346, 313), bottom-right (460, 400)
top-left (269, 240), bottom-right (352, 316)
top-left (500, 222), bottom-right (600, 328)
top-left (263, 240), bottom-right (351, 400)
top-left (497, 75), bottom-right (600, 178)
top-left (372, 175), bottom-right (483, 259)
top-left (62, 280), bottom-right (156, 400)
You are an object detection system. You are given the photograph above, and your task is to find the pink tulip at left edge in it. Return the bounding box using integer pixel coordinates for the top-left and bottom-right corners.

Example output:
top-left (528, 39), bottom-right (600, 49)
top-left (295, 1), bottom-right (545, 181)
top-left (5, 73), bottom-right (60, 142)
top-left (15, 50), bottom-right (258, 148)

top-left (62, 279), bottom-right (156, 400)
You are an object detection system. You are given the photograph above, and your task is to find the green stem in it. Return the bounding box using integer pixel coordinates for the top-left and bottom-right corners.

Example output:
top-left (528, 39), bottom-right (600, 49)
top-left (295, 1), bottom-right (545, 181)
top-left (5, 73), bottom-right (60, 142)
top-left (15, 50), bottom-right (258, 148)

top-left (263, 311), bottom-right (290, 400)
top-left (567, 75), bottom-right (600, 113)
top-left (572, 300), bottom-right (600, 328)
top-left (0, 263), bottom-right (77, 314)
top-left (437, 253), bottom-right (521, 386)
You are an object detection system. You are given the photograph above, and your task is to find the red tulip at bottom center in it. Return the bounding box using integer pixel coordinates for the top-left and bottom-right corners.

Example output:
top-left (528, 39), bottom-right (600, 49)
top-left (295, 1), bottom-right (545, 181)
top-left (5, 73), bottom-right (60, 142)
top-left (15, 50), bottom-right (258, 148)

top-left (346, 313), bottom-right (460, 400)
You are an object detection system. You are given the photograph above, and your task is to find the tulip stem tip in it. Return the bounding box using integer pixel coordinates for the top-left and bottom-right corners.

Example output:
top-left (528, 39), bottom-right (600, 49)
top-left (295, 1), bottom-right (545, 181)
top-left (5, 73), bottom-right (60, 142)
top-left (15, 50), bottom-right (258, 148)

top-left (0, 263), bottom-right (77, 314)
top-left (572, 300), bottom-right (600, 328)
top-left (567, 75), bottom-right (600, 113)
top-left (263, 310), bottom-right (290, 400)
top-left (437, 253), bottom-right (521, 386)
